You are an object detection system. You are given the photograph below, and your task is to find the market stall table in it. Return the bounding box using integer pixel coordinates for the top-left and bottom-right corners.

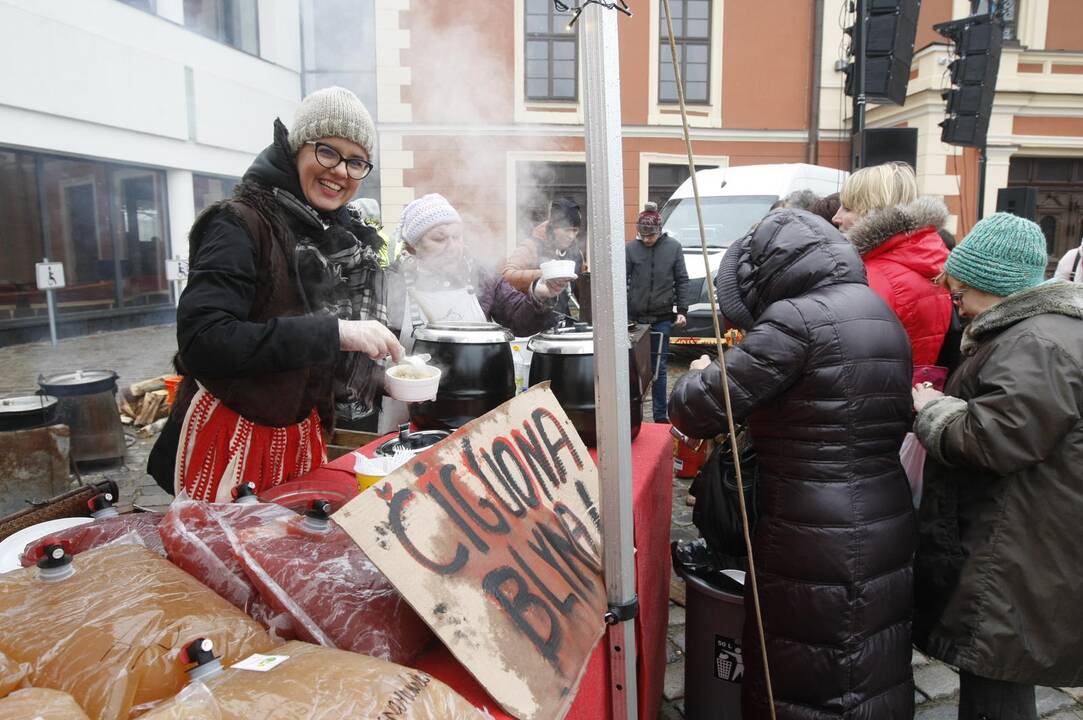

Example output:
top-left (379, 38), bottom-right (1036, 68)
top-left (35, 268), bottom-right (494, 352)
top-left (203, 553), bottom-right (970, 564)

top-left (298, 420), bottom-right (674, 719)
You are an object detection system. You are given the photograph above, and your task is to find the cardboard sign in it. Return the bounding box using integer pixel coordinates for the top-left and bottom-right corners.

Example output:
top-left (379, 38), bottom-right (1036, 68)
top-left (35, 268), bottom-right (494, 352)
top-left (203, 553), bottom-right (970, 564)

top-left (35, 262), bottom-right (65, 290)
top-left (334, 386), bottom-right (606, 720)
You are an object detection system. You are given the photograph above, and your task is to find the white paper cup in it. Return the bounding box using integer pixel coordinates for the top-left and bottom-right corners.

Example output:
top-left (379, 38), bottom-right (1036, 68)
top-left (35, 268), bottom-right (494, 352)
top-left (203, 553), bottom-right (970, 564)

top-left (539, 259), bottom-right (577, 281)
top-left (384, 364), bottom-right (441, 402)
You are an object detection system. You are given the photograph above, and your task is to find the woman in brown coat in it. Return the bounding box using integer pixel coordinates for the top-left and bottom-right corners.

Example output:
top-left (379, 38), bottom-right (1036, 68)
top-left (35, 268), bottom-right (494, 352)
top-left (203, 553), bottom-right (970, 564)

top-left (502, 196), bottom-right (584, 317)
top-left (912, 213), bottom-right (1083, 720)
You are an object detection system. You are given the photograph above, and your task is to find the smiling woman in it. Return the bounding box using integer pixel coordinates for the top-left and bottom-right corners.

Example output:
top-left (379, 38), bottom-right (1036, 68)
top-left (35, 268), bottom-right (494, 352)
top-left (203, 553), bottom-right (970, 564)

top-left (296, 139), bottom-right (370, 213)
top-left (147, 86), bottom-right (404, 503)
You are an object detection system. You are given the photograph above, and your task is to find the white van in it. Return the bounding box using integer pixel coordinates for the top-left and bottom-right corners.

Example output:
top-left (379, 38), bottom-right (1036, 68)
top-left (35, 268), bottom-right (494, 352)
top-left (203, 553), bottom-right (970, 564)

top-left (660, 163), bottom-right (848, 349)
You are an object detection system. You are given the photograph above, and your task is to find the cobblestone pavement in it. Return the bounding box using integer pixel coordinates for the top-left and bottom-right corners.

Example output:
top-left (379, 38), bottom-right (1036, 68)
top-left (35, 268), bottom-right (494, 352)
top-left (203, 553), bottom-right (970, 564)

top-left (4, 328), bottom-right (1080, 717)
top-left (656, 356), bottom-right (1083, 719)
top-left (0, 324), bottom-right (178, 512)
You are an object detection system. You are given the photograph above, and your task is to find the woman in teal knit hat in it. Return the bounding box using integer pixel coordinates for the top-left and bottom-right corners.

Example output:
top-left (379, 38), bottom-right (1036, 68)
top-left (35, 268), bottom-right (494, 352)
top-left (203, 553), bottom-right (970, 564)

top-left (911, 212), bottom-right (1083, 720)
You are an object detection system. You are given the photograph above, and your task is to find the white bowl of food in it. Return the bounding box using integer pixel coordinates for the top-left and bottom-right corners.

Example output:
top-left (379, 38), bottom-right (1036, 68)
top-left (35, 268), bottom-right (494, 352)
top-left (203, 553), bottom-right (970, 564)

top-left (384, 363), bottom-right (442, 402)
top-left (539, 259), bottom-right (577, 282)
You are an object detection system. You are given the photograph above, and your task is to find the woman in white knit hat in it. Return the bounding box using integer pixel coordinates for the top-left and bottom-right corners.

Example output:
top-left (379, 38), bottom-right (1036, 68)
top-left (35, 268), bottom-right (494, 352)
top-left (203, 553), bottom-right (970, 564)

top-left (378, 193), bottom-right (567, 431)
top-left (149, 86), bottom-right (403, 502)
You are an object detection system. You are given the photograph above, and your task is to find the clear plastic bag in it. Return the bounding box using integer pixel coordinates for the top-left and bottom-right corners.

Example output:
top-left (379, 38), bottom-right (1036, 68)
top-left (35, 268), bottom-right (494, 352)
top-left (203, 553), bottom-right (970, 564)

top-left (0, 544), bottom-right (273, 720)
top-left (140, 641), bottom-right (485, 720)
top-left (900, 432), bottom-right (926, 509)
top-left (159, 500), bottom-right (296, 638)
top-left (0, 687), bottom-right (91, 719)
top-left (19, 512), bottom-right (165, 567)
top-left (0, 650), bottom-right (29, 698)
top-left (234, 516), bottom-right (434, 663)
top-left (133, 682), bottom-right (221, 720)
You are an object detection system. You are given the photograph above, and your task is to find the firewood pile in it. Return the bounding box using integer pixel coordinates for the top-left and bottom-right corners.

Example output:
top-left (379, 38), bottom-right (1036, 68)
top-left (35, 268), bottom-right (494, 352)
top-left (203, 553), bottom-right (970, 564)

top-left (117, 375), bottom-right (176, 437)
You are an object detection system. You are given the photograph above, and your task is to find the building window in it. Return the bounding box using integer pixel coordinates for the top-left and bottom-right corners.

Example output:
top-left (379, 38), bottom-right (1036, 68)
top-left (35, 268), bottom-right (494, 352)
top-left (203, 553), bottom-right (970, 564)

top-left (0, 151), bottom-right (44, 325)
top-left (525, 0), bottom-right (578, 101)
top-left (184, 0), bottom-right (259, 55)
top-left (647, 163), bottom-right (715, 209)
top-left (515, 161), bottom-right (587, 240)
top-left (0, 147), bottom-right (171, 327)
top-left (658, 0), bottom-right (711, 104)
top-left (193, 174), bottom-right (239, 215)
top-left (970, 0), bottom-right (1017, 40)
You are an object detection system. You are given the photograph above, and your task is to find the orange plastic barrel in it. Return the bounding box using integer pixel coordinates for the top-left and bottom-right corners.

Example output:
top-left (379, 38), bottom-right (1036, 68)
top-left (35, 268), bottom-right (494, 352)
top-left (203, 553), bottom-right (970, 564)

top-left (672, 427), bottom-right (708, 479)
top-left (163, 375), bottom-right (183, 405)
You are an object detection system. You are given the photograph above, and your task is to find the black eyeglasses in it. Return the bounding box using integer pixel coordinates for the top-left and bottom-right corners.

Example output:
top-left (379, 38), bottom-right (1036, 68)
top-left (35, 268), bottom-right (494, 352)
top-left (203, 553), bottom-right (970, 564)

top-left (306, 141), bottom-right (373, 180)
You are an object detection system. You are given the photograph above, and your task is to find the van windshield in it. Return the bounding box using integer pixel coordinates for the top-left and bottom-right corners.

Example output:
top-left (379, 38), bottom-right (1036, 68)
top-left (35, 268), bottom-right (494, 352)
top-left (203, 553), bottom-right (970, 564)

top-left (660, 195), bottom-right (777, 249)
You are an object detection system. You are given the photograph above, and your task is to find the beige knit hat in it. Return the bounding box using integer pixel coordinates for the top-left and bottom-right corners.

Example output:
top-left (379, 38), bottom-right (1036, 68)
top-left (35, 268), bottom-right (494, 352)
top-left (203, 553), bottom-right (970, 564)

top-left (287, 86), bottom-right (376, 157)
top-left (399, 194), bottom-right (462, 247)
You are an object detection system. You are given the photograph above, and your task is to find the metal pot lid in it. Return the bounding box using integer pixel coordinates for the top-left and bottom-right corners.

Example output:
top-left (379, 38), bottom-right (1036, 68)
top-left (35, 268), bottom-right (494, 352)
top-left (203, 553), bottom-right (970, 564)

top-left (0, 395), bottom-right (57, 413)
top-left (414, 321), bottom-right (513, 344)
top-left (38, 370), bottom-right (117, 386)
top-left (528, 323), bottom-right (597, 355)
top-left (375, 428), bottom-right (451, 456)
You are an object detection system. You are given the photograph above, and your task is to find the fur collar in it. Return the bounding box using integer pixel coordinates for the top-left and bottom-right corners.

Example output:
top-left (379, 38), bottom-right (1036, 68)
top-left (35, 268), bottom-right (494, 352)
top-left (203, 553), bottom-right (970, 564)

top-left (846, 196), bottom-right (949, 256)
top-left (962, 281), bottom-right (1083, 355)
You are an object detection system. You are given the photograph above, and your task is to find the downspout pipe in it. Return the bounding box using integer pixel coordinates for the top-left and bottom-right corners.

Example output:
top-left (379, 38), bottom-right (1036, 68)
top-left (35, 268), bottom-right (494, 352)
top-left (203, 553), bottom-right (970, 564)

top-left (807, 0), bottom-right (824, 164)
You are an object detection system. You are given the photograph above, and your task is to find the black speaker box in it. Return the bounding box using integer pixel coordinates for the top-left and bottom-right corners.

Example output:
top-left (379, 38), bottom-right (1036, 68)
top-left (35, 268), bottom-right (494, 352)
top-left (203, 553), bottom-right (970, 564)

top-left (867, 0), bottom-right (921, 105)
top-left (936, 13), bottom-right (1003, 148)
top-left (996, 187), bottom-right (1038, 221)
top-left (857, 127), bottom-right (919, 171)
top-left (844, 0), bottom-right (922, 106)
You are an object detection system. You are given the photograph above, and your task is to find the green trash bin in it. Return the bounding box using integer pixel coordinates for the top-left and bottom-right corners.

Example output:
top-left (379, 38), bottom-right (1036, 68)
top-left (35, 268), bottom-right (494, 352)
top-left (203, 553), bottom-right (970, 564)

top-left (678, 566), bottom-right (745, 720)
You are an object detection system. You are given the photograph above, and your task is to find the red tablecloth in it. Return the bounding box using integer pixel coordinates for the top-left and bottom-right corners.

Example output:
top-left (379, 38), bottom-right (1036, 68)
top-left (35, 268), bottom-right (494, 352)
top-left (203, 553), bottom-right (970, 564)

top-left (302, 422), bottom-right (674, 719)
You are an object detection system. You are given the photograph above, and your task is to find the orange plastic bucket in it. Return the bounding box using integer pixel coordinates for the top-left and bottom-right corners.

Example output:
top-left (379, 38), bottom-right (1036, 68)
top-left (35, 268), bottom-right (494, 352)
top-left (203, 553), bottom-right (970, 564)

top-left (672, 428), bottom-right (708, 479)
top-left (163, 375), bottom-right (183, 405)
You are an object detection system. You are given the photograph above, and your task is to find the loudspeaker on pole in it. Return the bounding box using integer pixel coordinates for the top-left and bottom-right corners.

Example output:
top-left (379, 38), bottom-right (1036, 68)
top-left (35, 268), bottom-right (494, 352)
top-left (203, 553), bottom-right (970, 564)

top-left (856, 127), bottom-right (919, 171)
top-left (995, 187), bottom-right (1038, 221)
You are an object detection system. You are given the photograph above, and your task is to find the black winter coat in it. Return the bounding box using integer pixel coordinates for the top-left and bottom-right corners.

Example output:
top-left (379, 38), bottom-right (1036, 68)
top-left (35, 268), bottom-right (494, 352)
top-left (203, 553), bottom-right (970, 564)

top-left (669, 210), bottom-right (916, 720)
top-left (625, 233), bottom-right (689, 322)
top-left (913, 281), bottom-right (1083, 686)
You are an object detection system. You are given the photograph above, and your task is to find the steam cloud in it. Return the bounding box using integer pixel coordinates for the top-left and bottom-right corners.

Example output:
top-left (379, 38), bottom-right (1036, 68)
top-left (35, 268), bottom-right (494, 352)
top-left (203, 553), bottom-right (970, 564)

top-left (393, 3), bottom-right (576, 269)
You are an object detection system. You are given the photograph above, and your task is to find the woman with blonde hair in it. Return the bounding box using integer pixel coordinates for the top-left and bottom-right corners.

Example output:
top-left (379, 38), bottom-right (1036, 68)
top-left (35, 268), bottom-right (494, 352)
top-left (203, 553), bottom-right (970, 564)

top-left (834, 162), bottom-right (953, 370)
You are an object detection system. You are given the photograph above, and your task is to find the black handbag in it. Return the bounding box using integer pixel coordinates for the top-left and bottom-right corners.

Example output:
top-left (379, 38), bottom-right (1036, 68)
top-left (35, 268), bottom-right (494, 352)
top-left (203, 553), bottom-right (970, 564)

top-left (689, 435), bottom-right (758, 569)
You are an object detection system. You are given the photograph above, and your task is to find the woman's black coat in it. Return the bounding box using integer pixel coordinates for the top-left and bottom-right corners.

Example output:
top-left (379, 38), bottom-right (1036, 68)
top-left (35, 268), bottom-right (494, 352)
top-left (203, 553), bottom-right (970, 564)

top-left (669, 210), bottom-right (916, 720)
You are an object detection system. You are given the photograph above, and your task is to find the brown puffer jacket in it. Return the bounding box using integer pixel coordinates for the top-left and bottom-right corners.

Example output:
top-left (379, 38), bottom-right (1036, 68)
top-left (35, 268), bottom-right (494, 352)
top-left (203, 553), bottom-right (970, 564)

top-left (913, 280), bottom-right (1083, 686)
top-left (670, 210), bottom-right (916, 720)
top-left (501, 223), bottom-right (550, 293)
top-left (501, 223), bottom-right (584, 316)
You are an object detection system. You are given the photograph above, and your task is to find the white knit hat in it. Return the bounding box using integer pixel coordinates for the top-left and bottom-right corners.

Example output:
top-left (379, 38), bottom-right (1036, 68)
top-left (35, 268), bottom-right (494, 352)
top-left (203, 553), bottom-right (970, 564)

top-left (399, 194), bottom-right (462, 247)
top-left (288, 86), bottom-right (377, 157)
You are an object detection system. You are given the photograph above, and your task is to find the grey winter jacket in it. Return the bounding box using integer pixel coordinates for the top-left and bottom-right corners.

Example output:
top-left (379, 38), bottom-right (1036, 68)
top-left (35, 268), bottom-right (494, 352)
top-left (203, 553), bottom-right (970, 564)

top-left (913, 280), bottom-right (1083, 686)
top-left (669, 210), bottom-right (916, 720)
top-left (626, 233), bottom-right (689, 322)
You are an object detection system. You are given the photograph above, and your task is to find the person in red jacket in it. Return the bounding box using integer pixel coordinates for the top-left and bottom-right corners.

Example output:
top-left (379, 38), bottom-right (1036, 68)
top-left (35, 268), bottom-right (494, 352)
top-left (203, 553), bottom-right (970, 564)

top-left (834, 162), bottom-right (953, 369)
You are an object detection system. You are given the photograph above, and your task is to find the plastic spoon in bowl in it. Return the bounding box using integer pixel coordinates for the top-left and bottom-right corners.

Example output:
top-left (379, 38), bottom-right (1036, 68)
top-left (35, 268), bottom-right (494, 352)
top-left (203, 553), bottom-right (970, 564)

top-left (401, 353), bottom-right (431, 369)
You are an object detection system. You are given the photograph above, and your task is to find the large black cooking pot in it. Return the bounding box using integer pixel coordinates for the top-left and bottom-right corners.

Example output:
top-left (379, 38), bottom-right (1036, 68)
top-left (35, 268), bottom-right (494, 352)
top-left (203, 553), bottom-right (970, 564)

top-left (528, 323), bottom-right (643, 447)
top-left (0, 394), bottom-right (59, 432)
top-left (409, 321), bottom-right (516, 431)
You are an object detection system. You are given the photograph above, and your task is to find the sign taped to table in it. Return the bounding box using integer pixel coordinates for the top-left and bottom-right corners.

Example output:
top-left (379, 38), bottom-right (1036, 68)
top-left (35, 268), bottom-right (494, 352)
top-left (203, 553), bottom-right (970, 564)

top-left (334, 385), bottom-right (607, 720)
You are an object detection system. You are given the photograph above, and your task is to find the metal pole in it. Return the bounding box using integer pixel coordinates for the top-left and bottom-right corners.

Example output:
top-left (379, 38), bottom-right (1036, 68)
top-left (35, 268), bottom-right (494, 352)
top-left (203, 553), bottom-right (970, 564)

top-left (579, 5), bottom-right (638, 720)
top-left (977, 146), bottom-right (988, 219)
top-left (807, 0), bottom-right (825, 165)
top-left (851, 0), bottom-right (868, 170)
top-left (43, 256), bottom-right (58, 347)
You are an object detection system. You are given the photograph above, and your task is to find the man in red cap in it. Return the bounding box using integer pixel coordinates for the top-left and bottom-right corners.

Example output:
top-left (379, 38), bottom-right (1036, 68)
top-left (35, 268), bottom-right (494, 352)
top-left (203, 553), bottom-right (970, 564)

top-left (626, 202), bottom-right (688, 423)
